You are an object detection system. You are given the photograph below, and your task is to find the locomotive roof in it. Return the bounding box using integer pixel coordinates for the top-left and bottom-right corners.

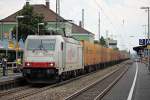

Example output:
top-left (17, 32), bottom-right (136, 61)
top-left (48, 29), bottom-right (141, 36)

top-left (27, 35), bottom-right (62, 39)
top-left (26, 35), bottom-right (81, 44)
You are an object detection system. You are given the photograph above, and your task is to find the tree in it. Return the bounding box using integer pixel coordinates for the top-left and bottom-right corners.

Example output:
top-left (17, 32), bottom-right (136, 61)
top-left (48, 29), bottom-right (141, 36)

top-left (94, 40), bottom-right (99, 44)
top-left (12, 4), bottom-right (47, 42)
top-left (99, 36), bottom-right (107, 46)
top-left (114, 47), bottom-right (119, 50)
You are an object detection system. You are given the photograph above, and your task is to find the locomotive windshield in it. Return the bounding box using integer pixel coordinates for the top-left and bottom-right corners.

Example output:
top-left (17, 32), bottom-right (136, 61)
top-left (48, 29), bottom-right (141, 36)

top-left (27, 39), bottom-right (56, 51)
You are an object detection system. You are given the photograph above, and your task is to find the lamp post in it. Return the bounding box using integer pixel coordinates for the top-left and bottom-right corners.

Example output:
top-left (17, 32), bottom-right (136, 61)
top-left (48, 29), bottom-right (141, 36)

top-left (142, 25), bottom-right (147, 39)
top-left (141, 7), bottom-right (150, 71)
top-left (1, 21), bottom-right (3, 40)
top-left (38, 23), bottom-right (44, 35)
top-left (16, 16), bottom-right (24, 66)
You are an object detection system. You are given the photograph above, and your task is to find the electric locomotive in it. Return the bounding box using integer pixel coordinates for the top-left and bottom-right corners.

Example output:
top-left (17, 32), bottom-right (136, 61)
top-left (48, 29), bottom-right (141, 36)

top-left (23, 35), bottom-right (83, 83)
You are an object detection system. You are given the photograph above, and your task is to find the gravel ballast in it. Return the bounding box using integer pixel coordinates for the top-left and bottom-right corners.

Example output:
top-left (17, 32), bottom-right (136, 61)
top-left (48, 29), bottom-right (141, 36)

top-left (21, 62), bottom-right (129, 100)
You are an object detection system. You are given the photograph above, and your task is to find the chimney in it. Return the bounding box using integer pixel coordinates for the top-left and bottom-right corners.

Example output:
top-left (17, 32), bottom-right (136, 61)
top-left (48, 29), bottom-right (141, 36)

top-left (46, 0), bottom-right (50, 9)
top-left (79, 21), bottom-right (82, 27)
top-left (26, 0), bottom-right (30, 5)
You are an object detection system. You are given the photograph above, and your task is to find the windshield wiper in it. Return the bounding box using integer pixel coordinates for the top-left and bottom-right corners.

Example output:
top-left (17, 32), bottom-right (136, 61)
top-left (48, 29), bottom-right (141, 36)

top-left (39, 40), bottom-right (48, 52)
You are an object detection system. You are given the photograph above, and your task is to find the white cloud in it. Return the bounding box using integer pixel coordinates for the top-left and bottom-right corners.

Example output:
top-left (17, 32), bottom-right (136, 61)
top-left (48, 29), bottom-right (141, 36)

top-left (0, 0), bottom-right (25, 19)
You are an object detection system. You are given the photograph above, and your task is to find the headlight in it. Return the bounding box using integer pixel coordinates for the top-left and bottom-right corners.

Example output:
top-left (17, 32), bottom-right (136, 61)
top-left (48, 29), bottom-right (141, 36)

top-left (27, 63), bottom-right (30, 66)
top-left (50, 63), bottom-right (54, 66)
top-left (49, 62), bottom-right (55, 67)
top-left (25, 62), bottom-right (30, 67)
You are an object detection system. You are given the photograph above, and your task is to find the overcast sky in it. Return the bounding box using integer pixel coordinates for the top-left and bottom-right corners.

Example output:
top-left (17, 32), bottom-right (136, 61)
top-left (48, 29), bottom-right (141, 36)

top-left (0, 0), bottom-right (150, 52)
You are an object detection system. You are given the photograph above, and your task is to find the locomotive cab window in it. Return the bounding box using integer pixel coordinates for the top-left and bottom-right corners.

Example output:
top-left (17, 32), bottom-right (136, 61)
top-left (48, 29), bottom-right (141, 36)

top-left (27, 39), bottom-right (56, 51)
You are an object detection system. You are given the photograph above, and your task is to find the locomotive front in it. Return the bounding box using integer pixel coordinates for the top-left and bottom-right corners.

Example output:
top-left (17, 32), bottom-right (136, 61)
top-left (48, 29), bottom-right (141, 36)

top-left (23, 35), bottom-right (63, 83)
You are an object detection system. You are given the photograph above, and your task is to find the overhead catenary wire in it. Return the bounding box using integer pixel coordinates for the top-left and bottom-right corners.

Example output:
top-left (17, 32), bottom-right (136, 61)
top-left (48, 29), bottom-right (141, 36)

top-left (93, 0), bottom-right (122, 37)
top-left (93, 0), bottom-right (128, 50)
top-left (137, 0), bottom-right (150, 4)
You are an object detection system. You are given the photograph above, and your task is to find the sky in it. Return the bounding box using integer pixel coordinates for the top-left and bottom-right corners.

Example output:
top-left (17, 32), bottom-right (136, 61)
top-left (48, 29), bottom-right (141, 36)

top-left (0, 0), bottom-right (150, 52)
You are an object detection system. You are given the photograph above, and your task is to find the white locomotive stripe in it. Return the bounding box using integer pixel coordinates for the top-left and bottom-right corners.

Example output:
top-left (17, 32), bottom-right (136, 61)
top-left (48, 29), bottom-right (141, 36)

top-left (127, 62), bottom-right (138, 100)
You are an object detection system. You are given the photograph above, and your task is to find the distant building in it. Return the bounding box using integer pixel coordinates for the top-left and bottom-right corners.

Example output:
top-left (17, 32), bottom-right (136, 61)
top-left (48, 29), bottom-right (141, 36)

top-left (106, 38), bottom-right (117, 49)
top-left (0, 1), bottom-right (94, 44)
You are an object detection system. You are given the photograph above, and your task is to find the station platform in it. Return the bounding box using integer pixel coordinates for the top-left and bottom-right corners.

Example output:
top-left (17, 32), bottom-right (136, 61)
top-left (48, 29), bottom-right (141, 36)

top-left (0, 73), bottom-right (25, 91)
top-left (0, 73), bottom-right (22, 83)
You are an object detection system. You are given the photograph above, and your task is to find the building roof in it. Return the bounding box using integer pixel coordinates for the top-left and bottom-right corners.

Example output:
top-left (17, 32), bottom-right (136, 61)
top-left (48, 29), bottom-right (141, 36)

top-left (0, 5), bottom-right (64, 22)
top-left (0, 4), bottom-right (94, 35)
top-left (72, 23), bottom-right (94, 35)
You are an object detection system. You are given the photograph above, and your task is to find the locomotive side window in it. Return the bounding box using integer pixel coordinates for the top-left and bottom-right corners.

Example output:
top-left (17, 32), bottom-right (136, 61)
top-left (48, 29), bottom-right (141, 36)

top-left (61, 42), bottom-right (63, 51)
top-left (27, 39), bottom-right (56, 51)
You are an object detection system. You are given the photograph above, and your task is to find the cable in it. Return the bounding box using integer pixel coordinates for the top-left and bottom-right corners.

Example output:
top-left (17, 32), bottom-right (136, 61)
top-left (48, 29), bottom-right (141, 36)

top-left (137, 0), bottom-right (150, 4)
top-left (93, 0), bottom-right (129, 49)
top-left (93, 0), bottom-right (122, 36)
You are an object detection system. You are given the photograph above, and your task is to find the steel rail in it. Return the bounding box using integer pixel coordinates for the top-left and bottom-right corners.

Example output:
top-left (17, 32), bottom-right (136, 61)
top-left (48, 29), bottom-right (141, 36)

top-left (94, 66), bottom-right (129, 100)
top-left (0, 86), bottom-right (30, 97)
top-left (64, 64), bottom-right (129, 100)
top-left (6, 64), bottom-right (123, 100)
top-left (1, 61), bottom-right (129, 100)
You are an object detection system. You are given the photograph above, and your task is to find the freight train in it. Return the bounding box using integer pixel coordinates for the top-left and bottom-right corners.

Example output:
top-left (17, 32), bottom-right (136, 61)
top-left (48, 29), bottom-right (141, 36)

top-left (22, 35), bottom-right (129, 83)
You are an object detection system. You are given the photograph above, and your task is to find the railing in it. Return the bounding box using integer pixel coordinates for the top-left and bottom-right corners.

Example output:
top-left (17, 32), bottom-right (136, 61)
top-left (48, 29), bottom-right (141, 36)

top-left (7, 62), bottom-right (17, 70)
top-left (0, 62), bottom-right (17, 69)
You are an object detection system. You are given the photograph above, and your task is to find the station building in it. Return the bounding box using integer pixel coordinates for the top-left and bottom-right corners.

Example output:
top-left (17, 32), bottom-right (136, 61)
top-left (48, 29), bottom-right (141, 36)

top-left (105, 38), bottom-right (118, 49)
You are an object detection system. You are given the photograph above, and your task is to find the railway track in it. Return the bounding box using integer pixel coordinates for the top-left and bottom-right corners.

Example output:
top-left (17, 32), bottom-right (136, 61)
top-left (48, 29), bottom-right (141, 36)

top-left (0, 65), bottom-right (122, 100)
top-left (0, 62), bottom-right (130, 100)
top-left (0, 85), bottom-right (30, 97)
top-left (0, 75), bottom-right (25, 91)
top-left (64, 63), bottom-right (129, 100)
top-left (0, 78), bottom-right (83, 100)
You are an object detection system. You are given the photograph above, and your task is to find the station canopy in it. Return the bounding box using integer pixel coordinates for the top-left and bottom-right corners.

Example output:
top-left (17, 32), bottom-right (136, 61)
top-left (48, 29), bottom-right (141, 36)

top-left (133, 45), bottom-right (147, 52)
top-left (133, 45), bottom-right (147, 56)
